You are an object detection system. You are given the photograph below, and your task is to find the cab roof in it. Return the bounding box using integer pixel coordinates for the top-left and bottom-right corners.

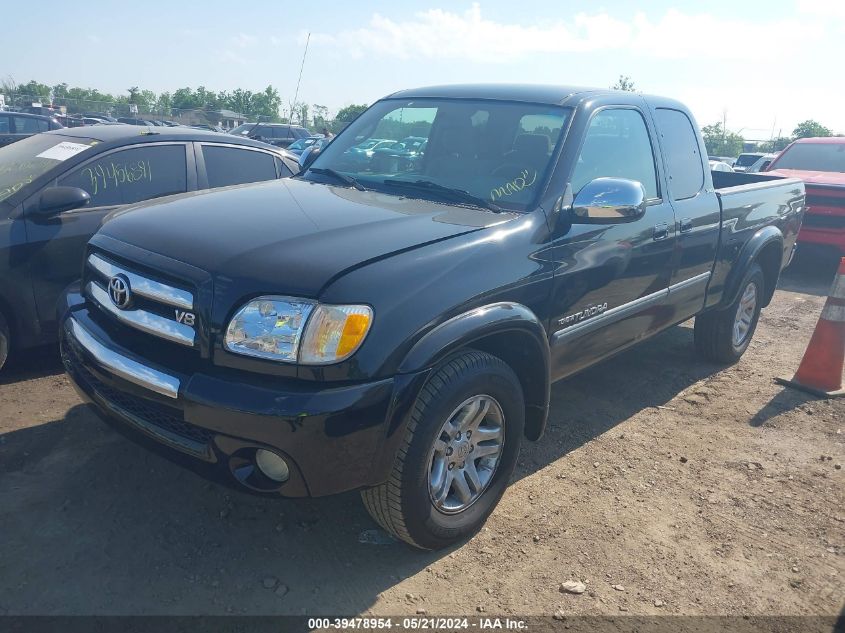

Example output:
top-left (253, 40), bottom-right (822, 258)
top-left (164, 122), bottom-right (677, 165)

top-left (792, 137), bottom-right (845, 144)
top-left (44, 123), bottom-right (241, 144)
top-left (384, 83), bottom-right (689, 112)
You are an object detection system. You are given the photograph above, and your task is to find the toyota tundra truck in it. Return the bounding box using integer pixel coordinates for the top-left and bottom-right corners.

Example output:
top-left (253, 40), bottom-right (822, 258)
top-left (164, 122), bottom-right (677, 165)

top-left (59, 85), bottom-right (805, 550)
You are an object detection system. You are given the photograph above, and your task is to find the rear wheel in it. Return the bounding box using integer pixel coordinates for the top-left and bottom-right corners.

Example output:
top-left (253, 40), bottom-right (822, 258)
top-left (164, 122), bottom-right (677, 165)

top-left (0, 310), bottom-right (9, 372)
top-left (694, 263), bottom-right (764, 363)
top-left (361, 351), bottom-right (524, 550)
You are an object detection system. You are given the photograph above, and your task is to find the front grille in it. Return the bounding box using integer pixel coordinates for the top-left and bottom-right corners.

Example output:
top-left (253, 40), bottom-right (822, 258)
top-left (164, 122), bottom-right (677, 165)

top-left (85, 252), bottom-right (197, 347)
top-left (65, 342), bottom-right (212, 446)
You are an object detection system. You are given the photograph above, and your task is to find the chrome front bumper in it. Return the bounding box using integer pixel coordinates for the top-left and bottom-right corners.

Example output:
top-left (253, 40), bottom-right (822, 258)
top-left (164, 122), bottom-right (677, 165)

top-left (65, 316), bottom-right (181, 399)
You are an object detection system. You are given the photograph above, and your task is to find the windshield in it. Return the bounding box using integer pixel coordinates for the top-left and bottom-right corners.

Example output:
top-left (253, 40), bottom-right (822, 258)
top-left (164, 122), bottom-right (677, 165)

top-left (0, 133), bottom-right (97, 203)
top-left (230, 123), bottom-right (256, 136)
top-left (306, 98), bottom-right (572, 211)
top-left (772, 143), bottom-right (845, 173)
top-left (289, 138), bottom-right (317, 151)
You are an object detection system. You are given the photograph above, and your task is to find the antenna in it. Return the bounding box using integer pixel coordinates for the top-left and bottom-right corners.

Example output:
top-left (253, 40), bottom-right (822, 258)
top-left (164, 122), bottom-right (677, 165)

top-left (290, 32), bottom-right (310, 125)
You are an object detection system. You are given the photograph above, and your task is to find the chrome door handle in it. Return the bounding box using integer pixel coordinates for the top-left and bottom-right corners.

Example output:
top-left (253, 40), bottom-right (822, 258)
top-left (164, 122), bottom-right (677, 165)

top-left (653, 223), bottom-right (669, 241)
top-left (680, 218), bottom-right (693, 233)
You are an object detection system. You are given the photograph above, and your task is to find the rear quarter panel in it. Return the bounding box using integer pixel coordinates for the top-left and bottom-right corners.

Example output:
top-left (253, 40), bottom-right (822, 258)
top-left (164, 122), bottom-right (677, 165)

top-left (707, 174), bottom-right (805, 309)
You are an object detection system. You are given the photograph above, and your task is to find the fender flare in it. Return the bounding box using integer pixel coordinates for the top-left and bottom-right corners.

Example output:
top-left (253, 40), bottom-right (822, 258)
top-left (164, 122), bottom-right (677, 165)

top-left (398, 302), bottom-right (551, 440)
top-left (719, 226), bottom-right (783, 309)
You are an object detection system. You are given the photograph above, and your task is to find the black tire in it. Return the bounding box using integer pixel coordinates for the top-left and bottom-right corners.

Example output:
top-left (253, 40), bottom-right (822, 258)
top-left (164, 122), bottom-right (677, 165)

top-left (694, 263), bottom-right (765, 364)
top-left (0, 310), bottom-right (9, 372)
top-left (361, 350), bottom-right (524, 550)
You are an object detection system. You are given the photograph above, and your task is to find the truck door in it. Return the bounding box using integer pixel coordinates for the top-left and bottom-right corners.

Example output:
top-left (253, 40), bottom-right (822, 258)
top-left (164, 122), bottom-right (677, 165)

top-left (548, 105), bottom-right (677, 380)
top-left (651, 107), bottom-right (720, 320)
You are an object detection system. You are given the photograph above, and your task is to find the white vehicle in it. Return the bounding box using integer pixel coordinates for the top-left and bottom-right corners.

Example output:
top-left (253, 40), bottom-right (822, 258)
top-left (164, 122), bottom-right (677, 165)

top-left (733, 152), bottom-right (767, 172)
top-left (746, 153), bottom-right (779, 173)
top-left (709, 160), bottom-right (734, 172)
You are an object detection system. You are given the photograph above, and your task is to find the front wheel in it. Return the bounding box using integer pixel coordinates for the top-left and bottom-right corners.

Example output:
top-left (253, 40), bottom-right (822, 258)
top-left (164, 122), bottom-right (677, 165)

top-left (361, 351), bottom-right (524, 550)
top-left (694, 263), bottom-right (765, 363)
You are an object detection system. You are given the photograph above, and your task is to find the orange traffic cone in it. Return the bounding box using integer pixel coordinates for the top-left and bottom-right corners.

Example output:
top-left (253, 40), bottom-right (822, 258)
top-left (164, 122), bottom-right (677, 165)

top-left (777, 257), bottom-right (845, 397)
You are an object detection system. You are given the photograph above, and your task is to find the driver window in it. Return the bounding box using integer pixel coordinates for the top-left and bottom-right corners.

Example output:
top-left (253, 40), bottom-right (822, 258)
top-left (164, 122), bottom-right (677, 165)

top-left (571, 108), bottom-right (658, 200)
top-left (59, 144), bottom-right (188, 208)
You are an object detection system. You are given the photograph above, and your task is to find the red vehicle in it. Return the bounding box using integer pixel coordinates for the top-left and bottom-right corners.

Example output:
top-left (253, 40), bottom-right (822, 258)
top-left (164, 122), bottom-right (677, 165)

top-left (766, 137), bottom-right (845, 254)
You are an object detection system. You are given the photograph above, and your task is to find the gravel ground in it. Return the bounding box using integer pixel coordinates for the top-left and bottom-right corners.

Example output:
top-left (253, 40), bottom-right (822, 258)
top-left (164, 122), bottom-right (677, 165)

top-left (0, 251), bottom-right (842, 618)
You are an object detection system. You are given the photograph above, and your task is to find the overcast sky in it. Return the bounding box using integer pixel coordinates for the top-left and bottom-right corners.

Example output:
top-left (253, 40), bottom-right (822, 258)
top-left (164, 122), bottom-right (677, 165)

top-left (4, 0), bottom-right (843, 136)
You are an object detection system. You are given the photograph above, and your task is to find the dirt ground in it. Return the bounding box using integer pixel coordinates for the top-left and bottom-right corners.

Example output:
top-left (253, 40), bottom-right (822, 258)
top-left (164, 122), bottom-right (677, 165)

top-left (0, 251), bottom-right (843, 618)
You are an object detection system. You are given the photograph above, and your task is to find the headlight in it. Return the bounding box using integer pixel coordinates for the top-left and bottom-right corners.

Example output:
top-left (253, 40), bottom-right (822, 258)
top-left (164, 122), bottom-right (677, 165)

top-left (224, 296), bottom-right (315, 362)
top-left (224, 296), bottom-right (372, 364)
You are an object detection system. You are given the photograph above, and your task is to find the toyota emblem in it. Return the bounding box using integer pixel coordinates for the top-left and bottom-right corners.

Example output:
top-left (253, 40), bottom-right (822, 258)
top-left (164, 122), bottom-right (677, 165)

top-left (108, 275), bottom-right (132, 309)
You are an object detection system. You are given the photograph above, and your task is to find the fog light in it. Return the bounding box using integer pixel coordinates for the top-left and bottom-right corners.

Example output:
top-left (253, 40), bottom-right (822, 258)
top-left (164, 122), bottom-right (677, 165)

top-left (255, 449), bottom-right (290, 482)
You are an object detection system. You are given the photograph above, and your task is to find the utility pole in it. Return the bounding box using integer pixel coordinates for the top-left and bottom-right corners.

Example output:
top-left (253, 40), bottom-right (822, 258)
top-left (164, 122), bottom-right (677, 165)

top-left (290, 32), bottom-right (310, 126)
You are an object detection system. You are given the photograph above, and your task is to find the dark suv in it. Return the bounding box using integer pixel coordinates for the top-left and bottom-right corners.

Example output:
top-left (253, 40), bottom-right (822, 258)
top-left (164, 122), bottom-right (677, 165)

top-left (0, 111), bottom-right (64, 147)
top-left (229, 123), bottom-right (311, 148)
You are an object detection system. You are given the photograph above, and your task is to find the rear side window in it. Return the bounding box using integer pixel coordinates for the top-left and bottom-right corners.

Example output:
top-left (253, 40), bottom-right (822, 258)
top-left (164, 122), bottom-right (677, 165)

top-left (654, 108), bottom-right (704, 200)
top-left (202, 145), bottom-right (278, 188)
top-left (571, 108), bottom-right (658, 199)
top-left (59, 144), bottom-right (188, 208)
top-left (0, 115), bottom-right (9, 134)
top-left (14, 116), bottom-right (48, 134)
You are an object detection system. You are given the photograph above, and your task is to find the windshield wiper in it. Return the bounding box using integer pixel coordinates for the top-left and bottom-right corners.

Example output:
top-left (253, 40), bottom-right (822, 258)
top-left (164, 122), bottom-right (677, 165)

top-left (382, 179), bottom-right (505, 213)
top-left (309, 167), bottom-right (366, 191)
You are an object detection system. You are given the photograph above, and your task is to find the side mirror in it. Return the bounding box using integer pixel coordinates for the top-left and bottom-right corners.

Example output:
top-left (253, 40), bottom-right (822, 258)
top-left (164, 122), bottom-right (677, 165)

top-left (571, 177), bottom-right (646, 224)
top-left (37, 186), bottom-right (91, 217)
top-left (299, 144), bottom-right (322, 170)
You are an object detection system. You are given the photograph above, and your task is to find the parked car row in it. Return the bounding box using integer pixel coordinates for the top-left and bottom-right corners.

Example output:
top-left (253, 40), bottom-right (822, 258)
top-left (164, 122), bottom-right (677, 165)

top-left (228, 122), bottom-right (313, 148)
top-left (0, 125), bottom-right (300, 370)
top-left (708, 152), bottom-right (778, 174)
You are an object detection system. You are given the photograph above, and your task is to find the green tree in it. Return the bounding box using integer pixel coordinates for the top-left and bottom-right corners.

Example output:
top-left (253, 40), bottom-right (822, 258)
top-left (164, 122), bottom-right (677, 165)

top-left (52, 83), bottom-right (69, 99)
top-left (312, 104), bottom-right (329, 128)
top-left (611, 75), bottom-right (637, 92)
top-left (792, 119), bottom-right (831, 139)
top-left (156, 92), bottom-right (173, 115)
top-left (701, 122), bottom-right (744, 157)
top-left (172, 87), bottom-right (202, 111)
top-left (760, 136), bottom-right (793, 152)
top-left (20, 80), bottom-right (51, 99)
top-left (336, 104), bottom-right (368, 122)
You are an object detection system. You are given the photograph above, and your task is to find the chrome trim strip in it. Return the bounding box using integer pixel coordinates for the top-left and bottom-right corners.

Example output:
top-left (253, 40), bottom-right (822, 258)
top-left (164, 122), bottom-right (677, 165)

top-left (88, 253), bottom-right (194, 310)
top-left (553, 287), bottom-right (668, 341)
top-left (68, 317), bottom-right (180, 399)
top-left (87, 282), bottom-right (196, 347)
top-left (668, 271), bottom-right (712, 293)
top-left (551, 271), bottom-right (713, 342)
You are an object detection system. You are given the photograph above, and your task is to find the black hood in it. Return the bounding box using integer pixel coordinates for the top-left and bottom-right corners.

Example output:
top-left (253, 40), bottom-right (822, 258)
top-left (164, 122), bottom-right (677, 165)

top-left (99, 178), bottom-right (516, 298)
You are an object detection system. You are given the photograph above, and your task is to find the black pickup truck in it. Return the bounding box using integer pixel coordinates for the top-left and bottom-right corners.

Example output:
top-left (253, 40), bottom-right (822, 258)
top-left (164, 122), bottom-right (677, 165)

top-left (59, 85), bottom-right (805, 550)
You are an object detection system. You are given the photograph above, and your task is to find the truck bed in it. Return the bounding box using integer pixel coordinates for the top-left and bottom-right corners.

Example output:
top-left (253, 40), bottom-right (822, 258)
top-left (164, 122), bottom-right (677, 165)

top-left (705, 170), bottom-right (806, 310)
